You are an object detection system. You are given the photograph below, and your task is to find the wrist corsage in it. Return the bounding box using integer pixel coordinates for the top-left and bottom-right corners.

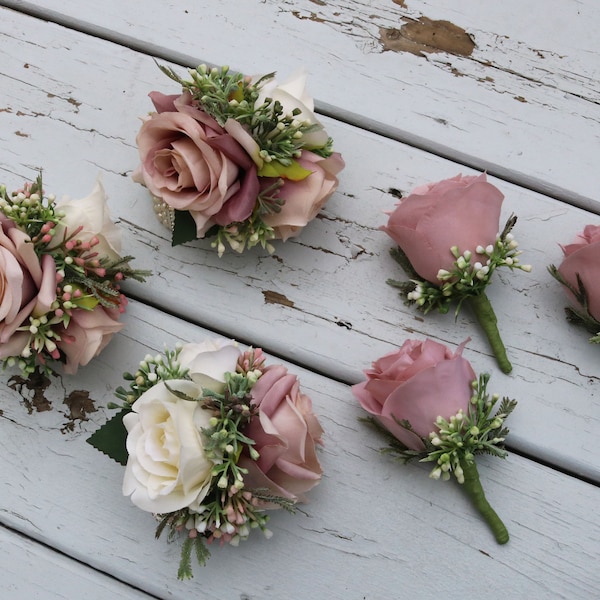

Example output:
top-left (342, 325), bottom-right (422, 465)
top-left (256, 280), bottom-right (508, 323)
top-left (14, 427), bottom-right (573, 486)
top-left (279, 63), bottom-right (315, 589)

top-left (549, 224), bottom-right (600, 343)
top-left (88, 339), bottom-right (323, 579)
top-left (382, 173), bottom-right (531, 374)
top-left (0, 175), bottom-right (148, 375)
top-left (353, 338), bottom-right (516, 544)
top-left (133, 63), bottom-right (345, 256)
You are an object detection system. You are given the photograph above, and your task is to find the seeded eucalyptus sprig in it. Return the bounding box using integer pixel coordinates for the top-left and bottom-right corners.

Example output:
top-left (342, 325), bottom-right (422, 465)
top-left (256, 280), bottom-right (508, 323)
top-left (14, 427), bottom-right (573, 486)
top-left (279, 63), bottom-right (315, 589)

top-left (157, 62), bottom-right (330, 166)
top-left (364, 373), bottom-right (516, 544)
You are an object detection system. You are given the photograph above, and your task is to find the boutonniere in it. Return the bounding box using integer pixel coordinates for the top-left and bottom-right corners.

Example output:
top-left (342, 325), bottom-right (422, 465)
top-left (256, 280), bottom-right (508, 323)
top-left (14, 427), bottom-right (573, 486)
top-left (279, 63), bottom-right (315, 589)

top-left (353, 338), bottom-right (516, 543)
top-left (549, 224), bottom-right (600, 342)
top-left (88, 339), bottom-right (323, 579)
top-left (382, 173), bottom-right (531, 373)
top-left (133, 63), bottom-right (345, 256)
top-left (0, 175), bottom-right (148, 375)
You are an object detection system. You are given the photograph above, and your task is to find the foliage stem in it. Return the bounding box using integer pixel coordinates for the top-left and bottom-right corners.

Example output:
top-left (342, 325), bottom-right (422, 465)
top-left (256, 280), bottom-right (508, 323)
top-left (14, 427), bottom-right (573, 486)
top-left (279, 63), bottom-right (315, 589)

top-left (468, 292), bottom-right (512, 374)
top-left (460, 457), bottom-right (509, 544)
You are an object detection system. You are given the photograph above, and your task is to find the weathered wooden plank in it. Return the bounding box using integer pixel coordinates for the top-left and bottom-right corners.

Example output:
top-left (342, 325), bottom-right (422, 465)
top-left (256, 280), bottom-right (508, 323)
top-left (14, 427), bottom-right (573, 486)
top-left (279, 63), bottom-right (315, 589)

top-left (0, 525), bottom-right (155, 599)
top-left (1, 0), bottom-right (599, 209)
top-left (1, 300), bottom-right (599, 599)
top-left (0, 8), bottom-right (598, 483)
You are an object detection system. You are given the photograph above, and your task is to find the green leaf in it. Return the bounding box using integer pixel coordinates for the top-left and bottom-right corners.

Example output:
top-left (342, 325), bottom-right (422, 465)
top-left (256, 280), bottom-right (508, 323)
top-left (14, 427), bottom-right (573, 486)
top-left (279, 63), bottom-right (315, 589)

top-left (258, 159), bottom-right (312, 181)
top-left (172, 210), bottom-right (198, 246)
top-left (86, 409), bottom-right (130, 465)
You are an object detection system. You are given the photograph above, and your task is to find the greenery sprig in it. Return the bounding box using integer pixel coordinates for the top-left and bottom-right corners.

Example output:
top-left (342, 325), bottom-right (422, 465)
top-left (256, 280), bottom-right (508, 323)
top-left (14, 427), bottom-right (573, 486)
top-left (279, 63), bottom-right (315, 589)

top-left (548, 265), bottom-right (600, 343)
top-left (158, 63), bottom-right (333, 166)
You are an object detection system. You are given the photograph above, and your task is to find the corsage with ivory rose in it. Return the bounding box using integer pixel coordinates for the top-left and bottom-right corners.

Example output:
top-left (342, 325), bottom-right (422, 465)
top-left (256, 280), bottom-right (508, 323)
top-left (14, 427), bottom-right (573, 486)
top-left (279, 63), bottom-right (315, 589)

top-left (382, 173), bottom-right (531, 374)
top-left (0, 175), bottom-right (148, 376)
top-left (549, 224), bottom-right (600, 343)
top-left (353, 338), bottom-right (516, 544)
top-left (88, 339), bottom-right (323, 579)
top-left (133, 62), bottom-right (345, 256)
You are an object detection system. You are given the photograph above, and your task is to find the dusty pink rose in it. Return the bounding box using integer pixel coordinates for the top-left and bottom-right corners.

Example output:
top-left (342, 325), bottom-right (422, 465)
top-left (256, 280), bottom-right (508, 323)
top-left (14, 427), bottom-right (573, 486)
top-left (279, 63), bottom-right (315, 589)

top-left (381, 173), bottom-right (504, 283)
top-left (56, 304), bottom-right (125, 374)
top-left (557, 224), bottom-right (600, 321)
top-left (263, 150), bottom-right (345, 241)
top-left (239, 364), bottom-right (323, 502)
top-left (0, 215), bottom-right (57, 358)
top-left (352, 339), bottom-right (476, 451)
top-left (133, 91), bottom-right (259, 237)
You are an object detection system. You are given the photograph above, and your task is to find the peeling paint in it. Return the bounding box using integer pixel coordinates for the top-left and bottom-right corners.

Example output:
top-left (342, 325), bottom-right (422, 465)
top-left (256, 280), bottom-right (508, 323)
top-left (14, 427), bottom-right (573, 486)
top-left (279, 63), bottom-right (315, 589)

top-left (8, 369), bottom-right (52, 413)
top-left (292, 10), bottom-right (325, 23)
top-left (62, 389), bottom-right (97, 433)
top-left (263, 290), bottom-right (295, 307)
top-left (380, 17), bottom-right (475, 57)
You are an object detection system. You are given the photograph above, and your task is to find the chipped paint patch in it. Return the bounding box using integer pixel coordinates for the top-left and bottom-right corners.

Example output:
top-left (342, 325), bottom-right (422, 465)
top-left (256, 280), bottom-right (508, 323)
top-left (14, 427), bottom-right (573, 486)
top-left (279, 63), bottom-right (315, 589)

top-left (263, 290), bottom-right (295, 308)
top-left (8, 369), bottom-right (52, 413)
top-left (62, 389), bottom-right (97, 433)
top-left (380, 17), bottom-right (475, 57)
top-left (15, 131), bottom-right (29, 137)
top-left (392, 0), bottom-right (407, 6)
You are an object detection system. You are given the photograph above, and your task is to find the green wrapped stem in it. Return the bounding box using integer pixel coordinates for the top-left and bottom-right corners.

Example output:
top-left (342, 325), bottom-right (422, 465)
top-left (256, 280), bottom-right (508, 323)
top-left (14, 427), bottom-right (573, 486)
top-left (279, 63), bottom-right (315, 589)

top-left (460, 457), bottom-right (509, 544)
top-left (468, 292), bottom-right (512, 374)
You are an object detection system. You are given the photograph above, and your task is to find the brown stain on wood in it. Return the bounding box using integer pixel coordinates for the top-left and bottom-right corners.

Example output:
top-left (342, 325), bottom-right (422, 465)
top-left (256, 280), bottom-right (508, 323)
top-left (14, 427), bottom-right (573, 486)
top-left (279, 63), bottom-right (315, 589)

top-left (8, 369), bottom-right (52, 413)
top-left (262, 290), bottom-right (295, 308)
top-left (62, 389), bottom-right (97, 433)
top-left (380, 17), bottom-right (475, 57)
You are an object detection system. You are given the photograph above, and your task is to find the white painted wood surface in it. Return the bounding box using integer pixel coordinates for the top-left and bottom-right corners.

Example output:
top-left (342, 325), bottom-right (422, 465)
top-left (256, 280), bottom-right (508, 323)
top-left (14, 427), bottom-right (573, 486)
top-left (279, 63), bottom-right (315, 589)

top-left (0, 525), bottom-right (154, 599)
top-left (0, 7), bottom-right (598, 483)
top-left (1, 0), bottom-right (599, 210)
top-left (2, 301), bottom-right (599, 599)
top-left (0, 4), bottom-right (598, 599)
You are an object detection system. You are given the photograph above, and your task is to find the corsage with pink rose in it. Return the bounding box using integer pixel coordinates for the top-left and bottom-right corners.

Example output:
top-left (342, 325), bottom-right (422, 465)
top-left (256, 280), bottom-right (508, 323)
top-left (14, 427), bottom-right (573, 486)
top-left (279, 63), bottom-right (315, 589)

top-left (549, 224), bottom-right (600, 343)
top-left (0, 175), bottom-right (148, 376)
top-left (353, 338), bottom-right (517, 544)
top-left (133, 62), bottom-right (345, 256)
top-left (382, 174), bottom-right (531, 373)
top-left (88, 339), bottom-right (323, 579)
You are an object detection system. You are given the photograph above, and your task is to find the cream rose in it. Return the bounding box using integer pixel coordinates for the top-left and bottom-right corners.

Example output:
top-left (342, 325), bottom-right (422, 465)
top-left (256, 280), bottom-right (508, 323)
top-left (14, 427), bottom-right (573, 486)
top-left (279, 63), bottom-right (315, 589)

top-left (257, 70), bottom-right (329, 149)
top-left (122, 380), bottom-right (216, 514)
top-left (50, 178), bottom-right (122, 262)
top-left (178, 339), bottom-right (241, 392)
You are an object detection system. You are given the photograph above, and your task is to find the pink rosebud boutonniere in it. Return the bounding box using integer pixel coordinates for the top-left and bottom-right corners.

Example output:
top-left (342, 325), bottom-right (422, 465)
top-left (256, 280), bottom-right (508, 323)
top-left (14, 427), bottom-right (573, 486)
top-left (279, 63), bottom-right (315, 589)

top-left (549, 224), bottom-right (600, 342)
top-left (353, 338), bottom-right (517, 544)
top-left (0, 174), bottom-right (149, 376)
top-left (88, 339), bottom-right (323, 579)
top-left (381, 173), bottom-right (531, 373)
top-left (133, 63), bottom-right (345, 256)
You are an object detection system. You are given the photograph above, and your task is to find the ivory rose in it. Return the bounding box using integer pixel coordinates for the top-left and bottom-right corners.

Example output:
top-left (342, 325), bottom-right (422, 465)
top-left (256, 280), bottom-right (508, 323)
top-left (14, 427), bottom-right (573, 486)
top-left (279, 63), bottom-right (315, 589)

top-left (57, 305), bottom-right (125, 374)
top-left (50, 179), bottom-right (122, 262)
top-left (352, 339), bottom-right (476, 451)
top-left (133, 91), bottom-right (259, 237)
top-left (557, 224), bottom-right (600, 321)
top-left (0, 215), bottom-right (57, 358)
top-left (178, 339), bottom-right (241, 392)
top-left (122, 379), bottom-right (215, 514)
top-left (239, 364), bottom-right (323, 501)
top-left (256, 69), bottom-right (329, 148)
top-left (381, 173), bottom-right (504, 283)
top-left (264, 150), bottom-right (345, 241)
